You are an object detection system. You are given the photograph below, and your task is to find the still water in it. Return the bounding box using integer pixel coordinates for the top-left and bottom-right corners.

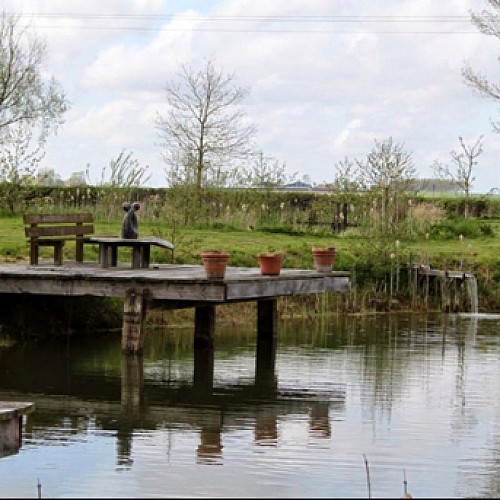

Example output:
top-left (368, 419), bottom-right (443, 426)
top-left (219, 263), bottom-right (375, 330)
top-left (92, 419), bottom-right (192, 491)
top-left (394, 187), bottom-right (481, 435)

top-left (0, 312), bottom-right (499, 498)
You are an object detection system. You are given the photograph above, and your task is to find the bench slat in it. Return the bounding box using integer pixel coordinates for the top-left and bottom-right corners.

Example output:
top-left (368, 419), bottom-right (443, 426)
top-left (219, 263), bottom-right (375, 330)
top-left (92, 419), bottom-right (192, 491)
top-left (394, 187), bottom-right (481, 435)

top-left (23, 213), bottom-right (93, 224)
top-left (25, 225), bottom-right (94, 238)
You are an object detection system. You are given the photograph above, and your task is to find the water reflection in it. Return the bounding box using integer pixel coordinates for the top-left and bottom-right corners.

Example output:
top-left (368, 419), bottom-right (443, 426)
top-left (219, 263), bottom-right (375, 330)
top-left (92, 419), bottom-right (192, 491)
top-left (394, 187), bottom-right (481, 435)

top-left (0, 313), bottom-right (498, 498)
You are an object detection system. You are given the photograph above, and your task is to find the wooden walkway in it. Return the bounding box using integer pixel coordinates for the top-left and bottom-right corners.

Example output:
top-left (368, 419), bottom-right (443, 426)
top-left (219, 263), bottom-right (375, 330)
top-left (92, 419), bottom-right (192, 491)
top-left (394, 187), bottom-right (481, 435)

top-left (0, 261), bottom-right (350, 353)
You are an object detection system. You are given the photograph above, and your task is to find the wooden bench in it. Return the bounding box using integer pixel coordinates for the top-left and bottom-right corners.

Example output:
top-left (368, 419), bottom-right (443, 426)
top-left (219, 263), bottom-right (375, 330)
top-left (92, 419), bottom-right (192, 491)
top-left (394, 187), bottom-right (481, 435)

top-left (23, 213), bottom-right (94, 266)
top-left (88, 236), bottom-right (174, 269)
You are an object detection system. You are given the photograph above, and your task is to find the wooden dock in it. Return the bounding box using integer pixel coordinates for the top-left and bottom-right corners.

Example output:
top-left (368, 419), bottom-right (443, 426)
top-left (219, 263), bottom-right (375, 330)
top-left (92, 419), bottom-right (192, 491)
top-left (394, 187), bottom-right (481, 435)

top-left (0, 262), bottom-right (350, 353)
top-left (0, 401), bottom-right (34, 457)
top-left (412, 264), bottom-right (478, 312)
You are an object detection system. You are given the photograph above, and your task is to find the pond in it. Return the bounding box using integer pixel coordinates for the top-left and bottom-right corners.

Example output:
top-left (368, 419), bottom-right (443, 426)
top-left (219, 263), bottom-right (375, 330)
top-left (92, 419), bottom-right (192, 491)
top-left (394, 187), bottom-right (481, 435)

top-left (0, 312), bottom-right (498, 498)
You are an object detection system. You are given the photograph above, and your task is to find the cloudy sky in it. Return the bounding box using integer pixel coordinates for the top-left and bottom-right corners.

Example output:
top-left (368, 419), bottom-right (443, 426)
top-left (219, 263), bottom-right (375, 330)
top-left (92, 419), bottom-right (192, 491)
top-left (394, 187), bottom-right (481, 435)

top-left (4, 0), bottom-right (499, 192)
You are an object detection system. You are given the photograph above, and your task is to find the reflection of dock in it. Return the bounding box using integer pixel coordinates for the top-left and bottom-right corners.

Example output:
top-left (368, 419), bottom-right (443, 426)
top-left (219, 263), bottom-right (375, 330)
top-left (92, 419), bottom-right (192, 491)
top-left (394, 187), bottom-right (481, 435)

top-left (0, 335), bottom-right (345, 466)
top-left (0, 402), bottom-right (34, 458)
top-left (0, 263), bottom-right (350, 353)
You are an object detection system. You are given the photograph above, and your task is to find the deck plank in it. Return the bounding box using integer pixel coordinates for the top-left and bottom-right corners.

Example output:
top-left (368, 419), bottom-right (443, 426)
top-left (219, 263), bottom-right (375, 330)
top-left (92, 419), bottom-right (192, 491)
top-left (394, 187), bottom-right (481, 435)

top-left (0, 262), bottom-right (350, 303)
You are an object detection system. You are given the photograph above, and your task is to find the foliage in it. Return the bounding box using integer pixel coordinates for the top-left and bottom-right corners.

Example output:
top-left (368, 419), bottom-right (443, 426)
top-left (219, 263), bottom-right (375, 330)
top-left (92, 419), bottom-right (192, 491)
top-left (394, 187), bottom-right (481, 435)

top-left (155, 57), bottom-right (256, 202)
top-left (355, 137), bottom-right (417, 236)
top-left (0, 10), bottom-right (69, 214)
top-left (0, 11), bottom-right (69, 134)
top-left (427, 217), bottom-right (495, 240)
top-left (0, 125), bottom-right (44, 213)
top-left (331, 156), bottom-right (360, 195)
top-left (240, 151), bottom-right (297, 188)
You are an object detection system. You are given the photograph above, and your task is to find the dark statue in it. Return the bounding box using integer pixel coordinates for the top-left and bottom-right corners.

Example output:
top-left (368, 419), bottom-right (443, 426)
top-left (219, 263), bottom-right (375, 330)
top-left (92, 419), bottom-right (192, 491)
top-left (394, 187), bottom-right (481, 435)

top-left (121, 202), bottom-right (140, 239)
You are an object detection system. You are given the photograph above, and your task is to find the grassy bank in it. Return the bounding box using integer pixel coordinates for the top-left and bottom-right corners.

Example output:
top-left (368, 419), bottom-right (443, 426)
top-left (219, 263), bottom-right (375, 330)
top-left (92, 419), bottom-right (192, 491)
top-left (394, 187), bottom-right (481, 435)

top-left (1, 212), bottom-right (499, 316)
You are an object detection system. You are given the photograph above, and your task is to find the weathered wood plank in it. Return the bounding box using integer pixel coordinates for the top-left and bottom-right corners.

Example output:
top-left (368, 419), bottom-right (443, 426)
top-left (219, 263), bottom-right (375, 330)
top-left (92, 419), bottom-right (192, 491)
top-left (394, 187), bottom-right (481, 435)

top-left (122, 288), bottom-right (148, 353)
top-left (89, 236), bottom-right (174, 250)
top-left (23, 213), bottom-right (93, 224)
top-left (0, 402), bottom-right (34, 421)
top-left (0, 263), bottom-right (350, 303)
top-left (25, 225), bottom-right (94, 238)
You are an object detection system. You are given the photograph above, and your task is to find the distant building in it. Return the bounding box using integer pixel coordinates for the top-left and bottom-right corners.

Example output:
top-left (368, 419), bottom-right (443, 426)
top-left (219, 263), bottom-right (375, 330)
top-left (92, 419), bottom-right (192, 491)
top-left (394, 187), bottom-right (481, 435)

top-left (280, 181), bottom-right (313, 191)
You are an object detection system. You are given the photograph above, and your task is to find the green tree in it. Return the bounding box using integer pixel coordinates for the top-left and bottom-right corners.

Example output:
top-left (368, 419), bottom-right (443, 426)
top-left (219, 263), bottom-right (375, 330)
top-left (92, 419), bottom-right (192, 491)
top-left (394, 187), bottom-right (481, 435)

top-left (0, 11), bottom-right (68, 213)
top-left (0, 11), bottom-right (68, 138)
top-left (331, 156), bottom-right (360, 195)
top-left (0, 124), bottom-right (43, 213)
top-left (356, 138), bottom-right (416, 235)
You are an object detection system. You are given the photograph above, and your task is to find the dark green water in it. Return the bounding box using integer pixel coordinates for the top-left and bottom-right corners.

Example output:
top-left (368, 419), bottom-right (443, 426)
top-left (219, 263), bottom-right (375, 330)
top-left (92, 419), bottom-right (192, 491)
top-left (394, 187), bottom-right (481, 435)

top-left (0, 312), bottom-right (498, 498)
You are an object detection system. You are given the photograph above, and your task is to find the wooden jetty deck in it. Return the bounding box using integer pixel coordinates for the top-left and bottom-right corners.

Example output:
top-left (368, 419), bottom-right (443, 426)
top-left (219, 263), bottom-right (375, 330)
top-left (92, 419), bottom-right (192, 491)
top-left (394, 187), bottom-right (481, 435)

top-left (0, 261), bottom-right (350, 353)
top-left (412, 264), bottom-right (478, 312)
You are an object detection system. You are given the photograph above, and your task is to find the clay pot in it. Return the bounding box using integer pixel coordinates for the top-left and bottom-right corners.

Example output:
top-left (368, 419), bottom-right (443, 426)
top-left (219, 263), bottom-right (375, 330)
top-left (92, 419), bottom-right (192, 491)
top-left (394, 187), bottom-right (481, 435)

top-left (257, 252), bottom-right (286, 276)
top-left (311, 246), bottom-right (336, 273)
top-left (201, 251), bottom-right (230, 280)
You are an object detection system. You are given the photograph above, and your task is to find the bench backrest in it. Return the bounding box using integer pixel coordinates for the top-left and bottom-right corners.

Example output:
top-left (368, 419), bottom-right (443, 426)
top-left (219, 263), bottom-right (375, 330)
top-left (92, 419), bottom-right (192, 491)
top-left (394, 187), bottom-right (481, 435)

top-left (23, 213), bottom-right (94, 238)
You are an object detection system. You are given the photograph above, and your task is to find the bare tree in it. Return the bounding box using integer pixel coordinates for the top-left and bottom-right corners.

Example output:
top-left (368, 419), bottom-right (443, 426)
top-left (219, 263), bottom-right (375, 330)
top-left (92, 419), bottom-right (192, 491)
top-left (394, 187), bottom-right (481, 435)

top-left (0, 11), bottom-right (68, 137)
top-left (432, 135), bottom-right (484, 218)
top-left (155, 58), bottom-right (256, 197)
top-left (99, 150), bottom-right (151, 188)
top-left (462, 0), bottom-right (500, 132)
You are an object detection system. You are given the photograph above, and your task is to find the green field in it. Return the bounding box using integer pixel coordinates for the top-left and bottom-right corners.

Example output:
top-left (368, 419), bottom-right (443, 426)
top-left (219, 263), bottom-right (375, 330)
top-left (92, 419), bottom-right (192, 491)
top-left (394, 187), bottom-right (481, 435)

top-left (1, 213), bottom-right (499, 312)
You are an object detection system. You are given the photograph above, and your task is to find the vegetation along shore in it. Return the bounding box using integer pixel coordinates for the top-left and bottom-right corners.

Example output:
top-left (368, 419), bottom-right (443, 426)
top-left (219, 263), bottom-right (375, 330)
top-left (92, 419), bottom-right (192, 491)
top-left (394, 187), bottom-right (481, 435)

top-left (0, 183), bottom-right (499, 336)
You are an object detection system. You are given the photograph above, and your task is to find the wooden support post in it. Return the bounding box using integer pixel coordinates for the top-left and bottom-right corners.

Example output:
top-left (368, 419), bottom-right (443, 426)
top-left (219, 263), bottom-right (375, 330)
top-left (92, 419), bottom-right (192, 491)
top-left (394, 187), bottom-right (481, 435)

top-left (257, 298), bottom-right (278, 341)
top-left (411, 266), bottom-right (417, 309)
top-left (424, 272), bottom-right (430, 310)
top-left (194, 344), bottom-right (215, 393)
top-left (255, 334), bottom-right (277, 392)
top-left (121, 354), bottom-right (144, 411)
top-left (194, 305), bottom-right (216, 348)
top-left (0, 415), bottom-right (22, 455)
top-left (122, 288), bottom-right (148, 354)
top-left (443, 273), bottom-right (451, 312)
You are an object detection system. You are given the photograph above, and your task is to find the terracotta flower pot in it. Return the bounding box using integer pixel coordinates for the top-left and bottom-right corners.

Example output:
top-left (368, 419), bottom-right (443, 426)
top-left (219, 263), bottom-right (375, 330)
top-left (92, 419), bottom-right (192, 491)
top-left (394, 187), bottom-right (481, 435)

top-left (257, 252), bottom-right (286, 276)
top-left (311, 246), bottom-right (336, 273)
top-left (201, 250), bottom-right (230, 280)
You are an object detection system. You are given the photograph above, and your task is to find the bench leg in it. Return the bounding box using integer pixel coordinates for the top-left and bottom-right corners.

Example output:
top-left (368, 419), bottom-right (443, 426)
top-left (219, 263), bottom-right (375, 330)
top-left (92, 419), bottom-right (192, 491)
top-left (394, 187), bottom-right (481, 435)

top-left (141, 245), bottom-right (150, 268)
top-left (29, 241), bottom-right (39, 266)
top-left (75, 239), bottom-right (84, 263)
top-left (99, 245), bottom-right (109, 268)
top-left (132, 247), bottom-right (142, 269)
top-left (110, 247), bottom-right (118, 267)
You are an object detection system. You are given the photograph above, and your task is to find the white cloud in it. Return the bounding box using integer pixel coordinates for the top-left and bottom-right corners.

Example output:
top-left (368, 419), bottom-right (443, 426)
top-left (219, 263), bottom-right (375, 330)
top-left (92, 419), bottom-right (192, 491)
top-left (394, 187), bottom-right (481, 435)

top-left (333, 119), bottom-right (362, 149)
top-left (3, 0), bottom-right (499, 192)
